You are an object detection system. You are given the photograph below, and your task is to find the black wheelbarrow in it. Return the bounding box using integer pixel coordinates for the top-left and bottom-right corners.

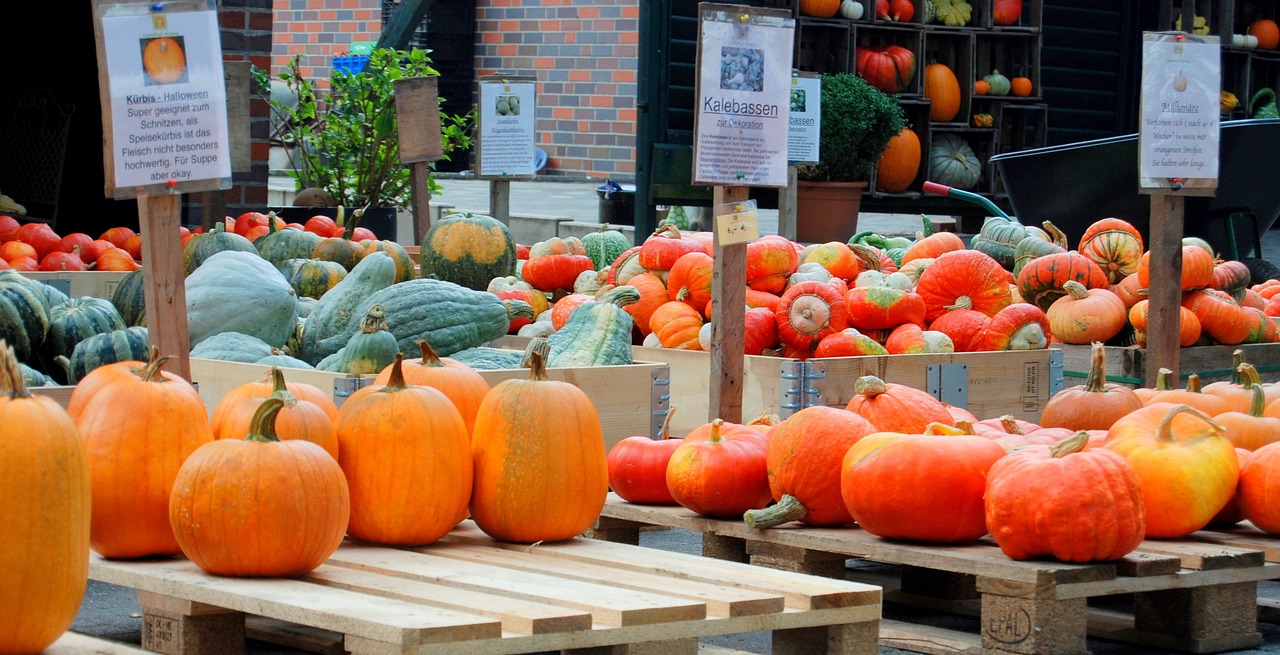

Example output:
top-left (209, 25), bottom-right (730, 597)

top-left (986, 118), bottom-right (1280, 282)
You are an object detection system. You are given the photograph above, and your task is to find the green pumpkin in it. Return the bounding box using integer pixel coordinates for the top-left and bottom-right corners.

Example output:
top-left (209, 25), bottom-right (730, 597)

top-left (66, 326), bottom-right (149, 384)
top-left (183, 226), bottom-right (258, 275)
top-left (20, 361), bottom-right (54, 387)
top-left (45, 296), bottom-right (127, 362)
top-left (929, 133), bottom-right (983, 191)
top-left (110, 268), bottom-right (148, 327)
top-left (316, 304), bottom-right (400, 374)
top-left (546, 285), bottom-right (639, 367)
top-left (36, 280), bottom-right (69, 311)
top-left (581, 227), bottom-right (631, 271)
top-left (255, 353), bottom-right (315, 369)
top-left (297, 251), bottom-right (399, 365)
top-left (278, 258), bottom-right (349, 300)
top-left (348, 278), bottom-right (518, 357)
top-left (970, 216), bottom-right (1034, 271)
top-left (190, 331), bottom-right (277, 363)
top-left (1011, 234), bottom-right (1066, 278)
top-left (984, 69), bottom-right (1011, 96)
top-left (0, 270), bottom-right (52, 364)
top-left (255, 221), bottom-right (325, 267)
top-left (185, 250), bottom-right (299, 349)
top-left (419, 212), bottom-right (517, 291)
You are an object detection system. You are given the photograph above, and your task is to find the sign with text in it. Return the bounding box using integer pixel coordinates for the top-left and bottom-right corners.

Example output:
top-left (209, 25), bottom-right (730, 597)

top-left (787, 71), bottom-right (820, 165)
top-left (1138, 32), bottom-right (1220, 194)
top-left (715, 199), bottom-right (760, 245)
top-left (95, 0), bottom-right (231, 198)
top-left (476, 76), bottom-right (537, 179)
top-left (693, 4), bottom-right (795, 187)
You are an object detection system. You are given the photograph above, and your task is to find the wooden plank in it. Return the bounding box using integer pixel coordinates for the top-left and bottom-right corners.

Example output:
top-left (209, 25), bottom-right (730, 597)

top-left (1145, 193), bottom-right (1184, 385)
top-left (46, 633), bottom-right (154, 655)
top-left (1132, 539), bottom-right (1266, 571)
top-left (1199, 522), bottom-right (1280, 562)
top-left (138, 193), bottom-right (191, 381)
top-left (708, 185), bottom-right (749, 424)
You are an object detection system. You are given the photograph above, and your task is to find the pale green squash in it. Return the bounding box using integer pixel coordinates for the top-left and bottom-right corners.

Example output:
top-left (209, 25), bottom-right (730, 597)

top-left (546, 285), bottom-right (639, 367)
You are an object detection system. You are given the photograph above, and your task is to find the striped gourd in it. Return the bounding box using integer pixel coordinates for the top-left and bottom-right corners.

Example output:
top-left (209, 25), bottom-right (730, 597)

top-left (182, 228), bottom-right (257, 275)
top-left (0, 270), bottom-right (53, 363)
top-left (278, 258), bottom-right (348, 300)
top-left (361, 240), bottom-right (416, 283)
top-left (110, 269), bottom-right (148, 327)
top-left (66, 326), bottom-right (150, 384)
top-left (255, 224), bottom-right (324, 267)
top-left (582, 227), bottom-right (631, 271)
top-left (46, 297), bottom-right (127, 361)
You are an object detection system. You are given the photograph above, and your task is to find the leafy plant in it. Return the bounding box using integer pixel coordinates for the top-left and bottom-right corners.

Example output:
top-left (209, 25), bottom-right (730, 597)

top-left (252, 48), bottom-right (474, 211)
top-left (798, 72), bottom-right (905, 183)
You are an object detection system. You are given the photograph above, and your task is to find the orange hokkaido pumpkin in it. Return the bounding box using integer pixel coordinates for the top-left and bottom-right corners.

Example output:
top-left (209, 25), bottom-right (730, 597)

top-left (1046, 280), bottom-right (1126, 344)
top-left (1039, 341), bottom-right (1143, 431)
top-left (212, 367), bottom-right (339, 460)
top-left (1104, 402), bottom-right (1240, 538)
top-left (372, 340), bottom-right (490, 437)
top-left (1238, 442), bottom-right (1280, 533)
top-left (745, 234), bottom-right (800, 294)
top-left (875, 127), bottom-right (921, 193)
top-left (70, 352), bottom-right (214, 559)
top-left (471, 339), bottom-right (608, 543)
top-left (844, 374), bottom-right (954, 433)
top-left (0, 341), bottom-right (91, 653)
top-left (1137, 244), bottom-right (1215, 291)
top-left (666, 250), bottom-right (715, 310)
top-left (650, 300), bottom-right (705, 350)
top-left (622, 272), bottom-right (670, 337)
top-left (923, 63), bottom-right (962, 122)
top-left (1128, 298), bottom-right (1202, 347)
top-left (169, 398), bottom-right (350, 577)
top-left (799, 0), bottom-right (840, 17)
top-left (666, 418), bottom-right (772, 518)
top-left (337, 354), bottom-right (472, 546)
top-left (744, 406), bottom-right (878, 528)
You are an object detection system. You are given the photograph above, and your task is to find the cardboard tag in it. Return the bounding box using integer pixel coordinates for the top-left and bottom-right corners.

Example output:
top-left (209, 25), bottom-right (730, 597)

top-left (715, 206), bottom-right (759, 245)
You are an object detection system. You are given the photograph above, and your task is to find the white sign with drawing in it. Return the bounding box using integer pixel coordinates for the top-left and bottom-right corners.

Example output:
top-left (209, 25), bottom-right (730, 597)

top-left (1139, 33), bottom-right (1220, 188)
top-left (787, 73), bottom-right (820, 165)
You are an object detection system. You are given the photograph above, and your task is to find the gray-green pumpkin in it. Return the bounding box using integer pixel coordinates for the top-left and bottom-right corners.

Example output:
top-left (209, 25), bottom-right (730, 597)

top-left (182, 227), bottom-right (257, 275)
top-left (316, 304), bottom-right (399, 374)
top-left (297, 251), bottom-right (398, 365)
top-left (110, 268), bottom-right (148, 327)
top-left (418, 212), bottom-right (517, 291)
top-left (45, 296), bottom-right (127, 362)
top-left (185, 250), bottom-right (299, 349)
top-left (340, 278), bottom-right (526, 358)
top-left (546, 285), bottom-right (638, 367)
top-left (66, 326), bottom-right (150, 384)
top-left (190, 331), bottom-right (277, 363)
top-left (0, 270), bottom-right (52, 364)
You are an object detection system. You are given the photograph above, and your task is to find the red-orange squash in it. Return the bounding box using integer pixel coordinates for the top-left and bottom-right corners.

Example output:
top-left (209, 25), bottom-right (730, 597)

top-left (775, 280), bottom-right (849, 352)
top-left (844, 374), bottom-right (954, 433)
top-left (666, 418), bottom-right (772, 518)
top-left (915, 249), bottom-right (1013, 323)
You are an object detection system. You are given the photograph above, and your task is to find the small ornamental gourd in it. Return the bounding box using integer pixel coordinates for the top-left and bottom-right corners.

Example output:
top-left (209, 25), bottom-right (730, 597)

top-left (470, 338), bottom-right (608, 543)
top-left (983, 70), bottom-right (1011, 96)
top-left (317, 304), bottom-right (399, 374)
top-left (169, 398), bottom-right (350, 577)
top-left (337, 353), bottom-right (472, 546)
top-left (743, 406), bottom-right (877, 529)
top-left (0, 340), bottom-right (91, 654)
top-left (70, 347), bottom-right (214, 559)
top-left (985, 432), bottom-right (1145, 562)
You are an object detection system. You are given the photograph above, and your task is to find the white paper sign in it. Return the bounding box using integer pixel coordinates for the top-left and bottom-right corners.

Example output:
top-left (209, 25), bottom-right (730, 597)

top-left (693, 8), bottom-right (795, 188)
top-left (787, 73), bottom-right (821, 165)
top-left (101, 8), bottom-right (231, 195)
top-left (1139, 33), bottom-right (1220, 188)
top-left (477, 79), bottom-right (537, 178)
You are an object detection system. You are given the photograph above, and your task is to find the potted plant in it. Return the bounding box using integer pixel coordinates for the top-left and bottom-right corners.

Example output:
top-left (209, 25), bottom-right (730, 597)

top-left (795, 71), bottom-right (905, 243)
top-left (254, 47), bottom-right (474, 239)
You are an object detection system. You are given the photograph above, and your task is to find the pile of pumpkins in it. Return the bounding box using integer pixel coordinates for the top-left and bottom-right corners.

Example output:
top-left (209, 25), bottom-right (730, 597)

top-left (608, 340), bottom-right (1280, 565)
top-left (1, 332), bottom-right (609, 652)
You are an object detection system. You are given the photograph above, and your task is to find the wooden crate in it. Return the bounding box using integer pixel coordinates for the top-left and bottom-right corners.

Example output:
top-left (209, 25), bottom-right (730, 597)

top-left (19, 271), bottom-right (131, 299)
top-left (89, 521), bottom-right (882, 655)
top-left (1056, 342), bottom-right (1280, 387)
top-left (590, 495), bottom-right (1280, 655)
top-left (189, 355), bottom-right (667, 452)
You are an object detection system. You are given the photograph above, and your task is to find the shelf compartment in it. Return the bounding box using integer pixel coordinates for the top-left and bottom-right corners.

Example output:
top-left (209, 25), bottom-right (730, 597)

top-left (870, 98), bottom-right (932, 196)
top-left (795, 18), bottom-right (854, 74)
top-left (922, 30), bottom-right (976, 123)
top-left (927, 128), bottom-right (997, 196)
top-left (983, 0), bottom-right (1044, 32)
top-left (975, 32), bottom-right (1042, 101)
top-left (991, 102), bottom-right (1048, 197)
top-left (852, 24), bottom-right (927, 96)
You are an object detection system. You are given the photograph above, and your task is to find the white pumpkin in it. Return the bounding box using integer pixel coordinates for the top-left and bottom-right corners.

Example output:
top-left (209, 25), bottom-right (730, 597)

top-left (839, 0), bottom-right (864, 20)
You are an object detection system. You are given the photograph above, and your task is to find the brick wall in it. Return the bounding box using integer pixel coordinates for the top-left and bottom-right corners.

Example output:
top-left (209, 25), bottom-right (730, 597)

top-left (266, 0), bottom-right (639, 182)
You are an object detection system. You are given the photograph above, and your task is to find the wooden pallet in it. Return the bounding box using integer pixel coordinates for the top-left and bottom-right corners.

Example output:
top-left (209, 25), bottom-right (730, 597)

top-left (590, 495), bottom-right (1280, 655)
top-left (88, 521), bottom-right (880, 655)
top-left (45, 632), bottom-right (153, 655)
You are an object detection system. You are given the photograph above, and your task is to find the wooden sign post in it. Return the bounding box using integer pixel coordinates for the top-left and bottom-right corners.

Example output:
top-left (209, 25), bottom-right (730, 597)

top-left (93, 0), bottom-right (233, 380)
top-left (1137, 31), bottom-right (1221, 386)
top-left (474, 76), bottom-right (538, 224)
top-left (693, 4), bottom-right (794, 423)
top-left (394, 76), bottom-right (445, 244)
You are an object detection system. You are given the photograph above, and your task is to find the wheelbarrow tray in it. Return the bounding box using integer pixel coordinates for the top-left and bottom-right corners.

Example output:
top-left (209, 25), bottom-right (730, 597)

top-left (990, 118), bottom-right (1280, 260)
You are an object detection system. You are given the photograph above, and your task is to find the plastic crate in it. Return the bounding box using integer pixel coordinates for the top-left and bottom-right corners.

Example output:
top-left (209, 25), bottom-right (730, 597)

top-left (332, 55), bottom-right (369, 75)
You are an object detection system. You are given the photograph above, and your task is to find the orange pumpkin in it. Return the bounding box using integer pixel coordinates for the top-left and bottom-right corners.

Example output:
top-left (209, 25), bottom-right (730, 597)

top-left (1039, 341), bottom-right (1143, 431)
top-left (1249, 19), bottom-right (1280, 50)
top-left (800, 241), bottom-right (861, 282)
top-left (212, 367), bottom-right (339, 460)
top-left (799, 0), bottom-right (840, 17)
top-left (666, 250), bottom-right (715, 310)
top-left (745, 234), bottom-right (799, 294)
top-left (916, 249), bottom-right (1013, 323)
top-left (1046, 280), bottom-right (1126, 344)
top-left (0, 341), bottom-right (91, 653)
top-left (650, 300), bottom-right (705, 350)
top-left (1238, 442), bottom-right (1280, 533)
top-left (923, 63), bottom-right (962, 122)
top-left (875, 127), bottom-right (922, 193)
top-left (1137, 244), bottom-right (1215, 291)
top-left (1182, 288), bottom-right (1252, 346)
top-left (142, 37), bottom-right (186, 83)
top-left (1104, 402), bottom-right (1240, 538)
top-left (775, 280), bottom-right (848, 352)
top-left (621, 272), bottom-right (669, 336)
top-left (205, 369), bottom-right (338, 431)
top-left (372, 340), bottom-right (491, 437)
top-left (337, 355), bottom-right (472, 546)
top-left (471, 339), bottom-right (608, 542)
top-left (844, 374), bottom-right (954, 433)
top-left (1009, 76), bottom-right (1033, 97)
top-left (1216, 377), bottom-right (1280, 451)
top-left (666, 418), bottom-right (772, 518)
top-left (1128, 298), bottom-right (1202, 347)
top-left (169, 398), bottom-right (350, 576)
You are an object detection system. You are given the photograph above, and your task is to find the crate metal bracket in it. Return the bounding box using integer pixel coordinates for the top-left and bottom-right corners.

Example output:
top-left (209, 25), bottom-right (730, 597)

top-left (650, 365), bottom-right (671, 438)
top-left (799, 359), bottom-right (825, 410)
top-left (1049, 349), bottom-right (1065, 397)
top-left (926, 363), bottom-right (968, 408)
top-left (776, 358), bottom-right (807, 417)
top-left (333, 376), bottom-right (372, 407)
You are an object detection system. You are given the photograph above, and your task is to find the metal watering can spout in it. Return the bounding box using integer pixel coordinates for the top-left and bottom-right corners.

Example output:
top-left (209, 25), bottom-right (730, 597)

top-left (1251, 88), bottom-right (1278, 119)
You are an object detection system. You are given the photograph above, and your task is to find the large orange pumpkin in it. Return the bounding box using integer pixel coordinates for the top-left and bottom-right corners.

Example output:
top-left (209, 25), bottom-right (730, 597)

top-left (923, 63), bottom-right (961, 122)
top-left (666, 418), bottom-right (772, 518)
top-left (212, 367), bottom-right (339, 460)
top-left (470, 339), bottom-right (608, 543)
top-left (875, 127), bottom-right (922, 193)
top-left (0, 341), bottom-right (91, 653)
top-left (799, 0), bottom-right (840, 17)
top-left (372, 340), bottom-right (490, 437)
top-left (1039, 341), bottom-right (1143, 431)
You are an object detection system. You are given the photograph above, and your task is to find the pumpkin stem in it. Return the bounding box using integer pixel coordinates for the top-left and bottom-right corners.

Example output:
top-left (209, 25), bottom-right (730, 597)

top-left (944, 295), bottom-right (973, 311)
top-left (952, 419), bottom-right (978, 435)
top-left (522, 337), bottom-right (552, 382)
top-left (853, 375), bottom-right (888, 397)
top-left (359, 304), bottom-right (389, 334)
top-left (1240, 362), bottom-right (1262, 390)
top-left (743, 493), bottom-right (808, 530)
top-left (1249, 376), bottom-right (1268, 417)
top-left (1187, 373), bottom-right (1204, 393)
top-left (1050, 431), bottom-right (1091, 458)
top-left (1062, 279), bottom-right (1089, 301)
top-left (652, 224), bottom-right (680, 239)
top-left (999, 415), bottom-right (1024, 435)
top-left (1153, 367), bottom-right (1174, 391)
top-left (920, 214), bottom-right (935, 237)
top-left (382, 353), bottom-right (409, 390)
top-left (925, 421), bottom-right (968, 436)
top-left (1043, 221), bottom-right (1068, 248)
top-left (707, 417), bottom-right (724, 442)
top-left (503, 298), bottom-right (538, 323)
top-left (0, 340), bottom-right (31, 399)
top-left (268, 366), bottom-right (299, 409)
top-left (1084, 341), bottom-right (1110, 393)
top-left (1157, 404), bottom-right (1225, 443)
top-left (246, 397), bottom-right (287, 443)
top-left (658, 406), bottom-right (676, 440)
top-left (746, 412), bottom-right (782, 430)
top-left (1230, 349), bottom-right (1246, 385)
top-left (137, 346), bottom-right (174, 383)
top-left (416, 340), bottom-right (445, 368)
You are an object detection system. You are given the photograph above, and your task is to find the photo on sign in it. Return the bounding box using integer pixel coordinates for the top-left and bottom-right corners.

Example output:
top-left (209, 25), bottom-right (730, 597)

top-left (140, 36), bottom-right (188, 86)
top-left (790, 87), bottom-right (806, 112)
top-left (720, 47), bottom-right (764, 92)
top-left (495, 94), bottom-right (521, 116)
